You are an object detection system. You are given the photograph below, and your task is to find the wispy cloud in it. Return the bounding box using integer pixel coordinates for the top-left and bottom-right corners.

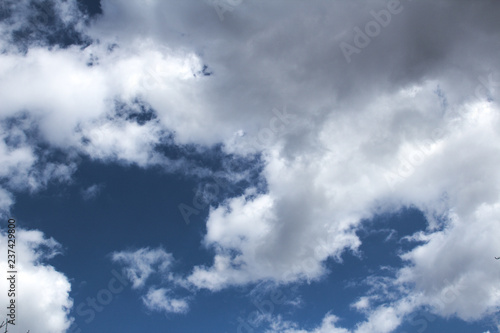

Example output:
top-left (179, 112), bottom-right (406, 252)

top-left (142, 287), bottom-right (189, 314)
top-left (111, 247), bottom-right (174, 290)
top-left (81, 184), bottom-right (104, 200)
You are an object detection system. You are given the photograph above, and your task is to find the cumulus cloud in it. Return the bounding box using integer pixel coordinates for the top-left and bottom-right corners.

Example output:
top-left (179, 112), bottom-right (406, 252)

top-left (396, 204), bottom-right (500, 321)
top-left (0, 105), bottom-right (77, 214)
top-left (0, 227), bottom-right (72, 333)
top-left (266, 202), bottom-right (500, 332)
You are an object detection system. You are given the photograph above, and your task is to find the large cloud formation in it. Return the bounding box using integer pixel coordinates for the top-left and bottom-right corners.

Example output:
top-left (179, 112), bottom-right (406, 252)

top-left (1, 0), bottom-right (500, 332)
top-left (0, 228), bottom-right (73, 333)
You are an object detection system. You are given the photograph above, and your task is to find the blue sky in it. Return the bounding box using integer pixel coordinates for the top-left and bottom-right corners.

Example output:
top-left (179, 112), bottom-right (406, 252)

top-left (0, 1), bottom-right (500, 332)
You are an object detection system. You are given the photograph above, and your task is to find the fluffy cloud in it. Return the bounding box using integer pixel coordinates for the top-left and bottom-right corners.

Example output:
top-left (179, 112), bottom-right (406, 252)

top-left (0, 227), bottom-right (73, 333)
top-left (397, 204), bottom-right (500, 321)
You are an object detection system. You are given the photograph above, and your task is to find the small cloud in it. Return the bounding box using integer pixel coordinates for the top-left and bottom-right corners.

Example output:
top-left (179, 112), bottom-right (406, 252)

top-left (111, 247), bottom-right (174, 289)
top-left (142, 287), bottom-right (189, 314)
top-left (81, 184), bottom-right (104, 200)
top-left (111, 247), bottom-right (190, 315)
top-left (352, 296), bottom-right (371, 311)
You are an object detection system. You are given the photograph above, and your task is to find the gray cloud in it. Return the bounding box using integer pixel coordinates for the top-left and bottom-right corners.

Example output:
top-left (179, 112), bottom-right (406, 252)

top-left (1, 0), bottom-right (500, 331)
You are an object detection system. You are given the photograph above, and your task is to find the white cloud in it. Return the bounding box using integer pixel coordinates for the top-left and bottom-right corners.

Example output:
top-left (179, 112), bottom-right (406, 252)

top-left (0, 0), bottom-right (86, 51)
top-left (266, 298), bottom-right (418, 333)
top-left (0, 227), bottom-right (73, 333)
top-left (0, 107), bottom-right (77, 213)
top-left (267, 313), bottom-right (350, 333)
top-left (352, 297), bottom-right (371, 312)
top-left (111, 247), bottom-right (174, 289)
top-left (142, 287), bottom-right (189, 314)
top-left (112, 247), bottom-right (190, 314)
top-left (278, 200), bottom-right (500, 333)
top-left (79, 117), bottom-right (164, 167)
top-left (396, 204), bottom-right (500, 321)
top-left (0, 121), bottom-right (37, 191)
top-left (353, 302), bottom-right (409, 333)
top-left (0, 188), bottom-right (14, 213)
